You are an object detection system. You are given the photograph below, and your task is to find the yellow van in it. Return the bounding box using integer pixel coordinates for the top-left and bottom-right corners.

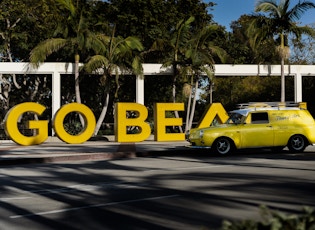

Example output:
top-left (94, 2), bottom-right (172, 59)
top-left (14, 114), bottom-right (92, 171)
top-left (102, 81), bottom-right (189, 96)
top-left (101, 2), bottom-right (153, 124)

top-left (187, 102), bottom-right (315, 155)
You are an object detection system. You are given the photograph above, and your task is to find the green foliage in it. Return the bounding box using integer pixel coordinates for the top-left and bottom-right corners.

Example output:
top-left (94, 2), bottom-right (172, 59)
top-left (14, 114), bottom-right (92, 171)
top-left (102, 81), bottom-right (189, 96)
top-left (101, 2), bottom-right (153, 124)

top-left (0, 0), bottom-right (57, 61)
top-left (107, 0), bottom-right (214, 55)
top-left (290, 34), bottom-right (315, 64)
top-left (221, 206), bottom-right (315, 230)
top-left (246, 0), bottom-right (315, 102)
top-left (201, 75), bottom-right (295, 112)
top-left (63, 113), bottom-right (83, 135)
top-left (85, 34), bottom-right (144, 77)
top-left (30, 0), bottom-right (104, 64)
top-left (227, 15), bottom-right (279, 64)
top-left (247, 0), bottom-right (315, 54)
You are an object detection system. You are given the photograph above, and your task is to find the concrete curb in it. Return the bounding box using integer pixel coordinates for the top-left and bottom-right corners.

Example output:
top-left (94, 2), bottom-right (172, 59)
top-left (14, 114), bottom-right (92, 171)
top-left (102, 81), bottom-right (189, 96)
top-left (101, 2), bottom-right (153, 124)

top-left (0, 150), bottom-right (195, 166)
top-left (0, 140), bottom-right (192, 166)
top-left (0, 152), bottom-right (138, 166)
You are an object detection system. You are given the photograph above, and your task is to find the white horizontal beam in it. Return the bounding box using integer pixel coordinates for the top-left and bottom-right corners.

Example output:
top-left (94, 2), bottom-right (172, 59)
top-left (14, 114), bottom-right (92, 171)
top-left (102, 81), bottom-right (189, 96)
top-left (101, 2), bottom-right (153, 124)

top-left (0, 62), bottom-right (82, 74)
top-left (214, 64), bottom-right (315, 76)
top-left (0, 62), bottom-right (314, 76)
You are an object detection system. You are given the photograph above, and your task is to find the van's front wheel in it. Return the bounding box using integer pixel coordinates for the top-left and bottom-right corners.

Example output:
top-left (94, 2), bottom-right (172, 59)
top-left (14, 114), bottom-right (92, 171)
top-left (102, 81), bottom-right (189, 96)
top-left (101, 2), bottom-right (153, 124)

top-left (213, 137), bottom-right (233, 155)
top-left (288, 135), bottom-right (307, 153)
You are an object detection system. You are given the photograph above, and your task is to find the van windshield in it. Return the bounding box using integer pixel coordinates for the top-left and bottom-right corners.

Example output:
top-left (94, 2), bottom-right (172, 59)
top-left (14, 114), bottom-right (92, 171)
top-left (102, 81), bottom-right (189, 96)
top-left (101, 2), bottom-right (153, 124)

top-left (226, 112), bottom-right (245, 124)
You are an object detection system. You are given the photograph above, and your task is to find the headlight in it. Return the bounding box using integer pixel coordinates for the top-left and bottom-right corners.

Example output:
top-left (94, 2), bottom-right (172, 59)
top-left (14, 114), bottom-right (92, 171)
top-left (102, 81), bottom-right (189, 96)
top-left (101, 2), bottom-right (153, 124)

top-left (185, 130), bottom-right (190, 140)
top-left (199, 130), bottom-right (204, 138)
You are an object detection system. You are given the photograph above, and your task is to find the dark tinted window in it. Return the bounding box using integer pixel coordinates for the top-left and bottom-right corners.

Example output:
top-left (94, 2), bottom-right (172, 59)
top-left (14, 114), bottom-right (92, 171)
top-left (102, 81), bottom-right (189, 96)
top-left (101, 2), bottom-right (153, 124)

top-left (251, 112), bottom-right (269, 124)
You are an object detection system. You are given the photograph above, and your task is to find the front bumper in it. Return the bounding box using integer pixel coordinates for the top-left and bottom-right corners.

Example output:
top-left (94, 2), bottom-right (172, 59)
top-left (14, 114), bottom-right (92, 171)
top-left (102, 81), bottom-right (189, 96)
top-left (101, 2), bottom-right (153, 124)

top-left (186, 145), bottom-right (211, 149)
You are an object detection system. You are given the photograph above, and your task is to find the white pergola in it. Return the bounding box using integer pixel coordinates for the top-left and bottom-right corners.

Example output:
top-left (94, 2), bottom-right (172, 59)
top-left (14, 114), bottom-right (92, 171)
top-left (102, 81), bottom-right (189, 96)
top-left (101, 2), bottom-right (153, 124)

top-left (140, 64), bottom-right (315, 104)
top-left (1, 62), bottom-right (315, 119)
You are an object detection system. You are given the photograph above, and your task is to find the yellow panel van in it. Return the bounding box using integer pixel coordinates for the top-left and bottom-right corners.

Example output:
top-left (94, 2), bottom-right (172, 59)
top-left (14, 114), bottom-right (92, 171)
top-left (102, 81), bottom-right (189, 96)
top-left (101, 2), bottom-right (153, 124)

top-left (187, 102), bottom-right (315, 155)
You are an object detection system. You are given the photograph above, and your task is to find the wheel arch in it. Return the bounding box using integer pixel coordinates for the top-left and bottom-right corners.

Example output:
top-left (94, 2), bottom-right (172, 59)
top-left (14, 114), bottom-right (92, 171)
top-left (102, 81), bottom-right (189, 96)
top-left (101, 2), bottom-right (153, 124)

top-left (287, 134), bottom-right (310, 153)
top-left (213, 136), bottom-right (237, 150)
top-left (287, 134), bottom-right (310, 146)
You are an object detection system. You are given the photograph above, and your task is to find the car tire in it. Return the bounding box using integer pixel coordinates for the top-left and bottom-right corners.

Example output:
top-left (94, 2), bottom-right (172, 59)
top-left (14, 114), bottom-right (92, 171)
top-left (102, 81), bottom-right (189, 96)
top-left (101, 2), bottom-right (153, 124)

top-left (213, 137), bottom-right (233, 155)
top-left (288, 135), bottom-right (307, 153)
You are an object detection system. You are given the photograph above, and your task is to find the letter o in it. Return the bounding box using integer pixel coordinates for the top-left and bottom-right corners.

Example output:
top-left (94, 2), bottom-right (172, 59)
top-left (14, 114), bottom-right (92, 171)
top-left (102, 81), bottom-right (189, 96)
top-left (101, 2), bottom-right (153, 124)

top-left (53, 103), bottom-right (96, 144)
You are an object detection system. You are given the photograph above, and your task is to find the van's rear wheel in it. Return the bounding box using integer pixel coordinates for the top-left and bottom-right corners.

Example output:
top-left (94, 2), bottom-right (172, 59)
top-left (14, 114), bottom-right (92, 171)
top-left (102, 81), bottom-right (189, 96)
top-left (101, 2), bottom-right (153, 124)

top-left (213, 137), bottom-right (233, 155)
top-left (288, 135), bottom-right (307, 153)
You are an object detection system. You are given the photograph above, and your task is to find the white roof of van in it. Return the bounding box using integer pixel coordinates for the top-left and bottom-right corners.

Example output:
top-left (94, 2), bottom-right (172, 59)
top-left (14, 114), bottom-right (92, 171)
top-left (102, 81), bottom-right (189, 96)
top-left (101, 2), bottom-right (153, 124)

top-left (231, 107), bottom-right (301, 117)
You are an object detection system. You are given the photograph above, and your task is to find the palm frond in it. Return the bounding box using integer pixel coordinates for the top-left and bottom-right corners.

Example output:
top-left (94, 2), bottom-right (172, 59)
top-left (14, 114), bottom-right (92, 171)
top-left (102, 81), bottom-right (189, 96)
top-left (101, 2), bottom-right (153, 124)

top-left (56, 0), bottom-right (76, 17)
top-left (288, 1), bottom-right (315, 21)
top-left (30, 38), bottom-right (67, 67)
top-left (290, 24), bottom-right (315, 39)
top-left (85, 33), bottom-right (144, 76)
top-left (131, 56), bottom-right (143, 76)
top-left (85, 55), bottom-right (110, 73)
top-left (255, 0), bottom-right (279, 16)
top-left (125, 36), bottom-right (144, 51)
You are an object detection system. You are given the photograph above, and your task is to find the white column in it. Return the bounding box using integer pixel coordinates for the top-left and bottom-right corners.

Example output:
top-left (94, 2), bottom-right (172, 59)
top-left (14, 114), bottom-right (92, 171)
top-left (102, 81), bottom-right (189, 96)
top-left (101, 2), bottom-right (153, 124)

top-left (51, 71), bottom-right (61, 135)
top-left (136, 75), bottom-right (145, 105)
top-left (294, 72), bottom-right (302, 103)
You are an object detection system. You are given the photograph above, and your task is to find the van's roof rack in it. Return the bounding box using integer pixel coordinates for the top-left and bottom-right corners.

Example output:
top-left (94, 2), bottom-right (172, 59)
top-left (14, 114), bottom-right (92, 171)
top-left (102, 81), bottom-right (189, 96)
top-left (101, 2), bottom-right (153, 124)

top-left (236, 102), bottom-right (306, 110)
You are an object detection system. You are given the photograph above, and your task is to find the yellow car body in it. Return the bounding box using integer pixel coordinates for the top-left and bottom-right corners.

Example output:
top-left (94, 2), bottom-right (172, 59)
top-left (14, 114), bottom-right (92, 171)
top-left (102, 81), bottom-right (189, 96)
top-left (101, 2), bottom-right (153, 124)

top-left (187, 104), bottom-right (315, 154)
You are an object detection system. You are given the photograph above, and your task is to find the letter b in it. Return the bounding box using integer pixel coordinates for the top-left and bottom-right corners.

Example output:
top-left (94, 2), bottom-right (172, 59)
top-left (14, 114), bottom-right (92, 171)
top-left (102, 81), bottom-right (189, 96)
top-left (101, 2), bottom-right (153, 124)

top-left (115, 103), bottom-right (151, 142)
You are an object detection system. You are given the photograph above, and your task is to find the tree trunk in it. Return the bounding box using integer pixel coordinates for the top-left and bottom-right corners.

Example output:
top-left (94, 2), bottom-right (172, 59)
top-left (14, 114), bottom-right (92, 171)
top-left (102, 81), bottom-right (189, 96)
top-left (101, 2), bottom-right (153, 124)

top-left (5, 18), bottom-right (21, 89)
top-left (188, 78), bottom-right (199, 130)
top-left (280, 33), bottom-right (285, 103)
top-left (30, 77), bottom-right (40, 101)
top-left (185, 77), bottom-right (193, 132)
top-left (94, 92), bottom-right (109, 136)
top-left (172, 65), bottom-right (183, 133)
top-left (209, 81), bottom-right (213, 104)
top-left (74, 53), bottom-right (85, 126)
top-left (281, 57), bottom-right (285, 103)
top-left (94, 73), bottom-right (111, 136)
top-left (0, 74), bottom-right (10, 111)
top-left (185, 88), bottom-right (192, 132)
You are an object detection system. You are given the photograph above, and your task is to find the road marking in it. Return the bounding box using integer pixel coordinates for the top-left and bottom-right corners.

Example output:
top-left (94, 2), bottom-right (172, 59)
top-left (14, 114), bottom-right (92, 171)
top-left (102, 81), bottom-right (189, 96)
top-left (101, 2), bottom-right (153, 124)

top-left (1, 182), bottom-right (148, 201)
top-left (146, 165), bottom-right (225, 172)
top-left (10, 194), bottom-right (179, 219)
top-left (0, 197), bottom-right (32, 201)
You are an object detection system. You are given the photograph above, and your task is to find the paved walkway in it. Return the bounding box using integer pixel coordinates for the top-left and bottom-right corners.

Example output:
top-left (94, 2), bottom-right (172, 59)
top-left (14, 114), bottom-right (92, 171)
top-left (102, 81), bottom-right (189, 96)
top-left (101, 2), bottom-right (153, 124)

top-left (0, 137), bottom-right (189, 166)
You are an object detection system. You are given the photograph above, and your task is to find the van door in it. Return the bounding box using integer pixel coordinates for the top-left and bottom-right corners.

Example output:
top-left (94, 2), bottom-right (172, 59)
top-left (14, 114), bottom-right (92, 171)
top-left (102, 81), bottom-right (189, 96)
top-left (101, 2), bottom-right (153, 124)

top-left (240, 112), bottom-right (274, 148)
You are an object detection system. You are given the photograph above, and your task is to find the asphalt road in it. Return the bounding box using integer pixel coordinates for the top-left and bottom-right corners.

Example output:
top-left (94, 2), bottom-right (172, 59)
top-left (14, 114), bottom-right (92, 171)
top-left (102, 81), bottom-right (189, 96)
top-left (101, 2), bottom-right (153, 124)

top-left (1, 148), bottom-right (315, 230)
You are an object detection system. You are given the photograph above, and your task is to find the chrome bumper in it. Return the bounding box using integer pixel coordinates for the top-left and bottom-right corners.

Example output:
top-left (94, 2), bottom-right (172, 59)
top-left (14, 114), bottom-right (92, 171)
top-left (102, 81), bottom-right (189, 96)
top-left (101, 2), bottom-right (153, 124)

top-left (186, 145), bottom-right (211, 149)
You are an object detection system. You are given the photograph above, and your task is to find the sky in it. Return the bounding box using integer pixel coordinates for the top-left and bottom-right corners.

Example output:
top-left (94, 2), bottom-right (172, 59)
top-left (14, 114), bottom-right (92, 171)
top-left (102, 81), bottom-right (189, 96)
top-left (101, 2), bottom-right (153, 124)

top-left (209, 0), bottom-right (315, 30)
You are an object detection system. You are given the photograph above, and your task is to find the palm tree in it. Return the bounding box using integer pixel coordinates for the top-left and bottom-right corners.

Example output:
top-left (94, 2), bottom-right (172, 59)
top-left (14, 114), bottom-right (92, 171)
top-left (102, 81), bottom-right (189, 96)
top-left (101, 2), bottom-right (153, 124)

top-left (85, 30), bottom-right (144, 136)
top-left (30, 0), bottom-right (103, 125)
top-left (152, 16), bottom-right (195, 133)
top-left (248, 0), bottom-right (315, 102)
top-left (184, 24), bottom-right (227, 131)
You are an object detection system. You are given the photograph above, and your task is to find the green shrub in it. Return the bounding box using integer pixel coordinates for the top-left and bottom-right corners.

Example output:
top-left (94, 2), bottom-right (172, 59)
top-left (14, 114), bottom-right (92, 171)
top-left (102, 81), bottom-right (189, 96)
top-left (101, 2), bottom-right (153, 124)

top-left (221, 206), bottom-right (315, 230)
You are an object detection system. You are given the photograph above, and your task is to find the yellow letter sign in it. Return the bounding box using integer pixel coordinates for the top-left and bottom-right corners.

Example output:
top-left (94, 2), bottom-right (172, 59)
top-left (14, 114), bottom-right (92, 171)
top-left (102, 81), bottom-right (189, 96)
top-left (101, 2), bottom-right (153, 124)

top-left (4, 101), bottom-right (231, 145)
top-left (197, 103), bottom-right (229, 128)
top-left (115, 103), bottom-right (151, 142)
top-left (53, 103), bottom-right (96, 144)
top-left (5, 102), bottom-right (49, 145)
top-left (154, 103), bottom-right (185, 141)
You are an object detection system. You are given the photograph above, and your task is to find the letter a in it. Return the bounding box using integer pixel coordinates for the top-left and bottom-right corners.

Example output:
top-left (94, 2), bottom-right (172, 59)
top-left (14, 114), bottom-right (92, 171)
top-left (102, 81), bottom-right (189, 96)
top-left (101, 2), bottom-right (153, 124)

top-left (197, 103), bottom-right (229, 128)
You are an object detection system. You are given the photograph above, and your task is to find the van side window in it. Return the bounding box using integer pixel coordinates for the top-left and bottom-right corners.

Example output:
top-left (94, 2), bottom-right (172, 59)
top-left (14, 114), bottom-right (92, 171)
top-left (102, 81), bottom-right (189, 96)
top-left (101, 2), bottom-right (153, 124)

top-left (251, 112), bottom-right (269, 124)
